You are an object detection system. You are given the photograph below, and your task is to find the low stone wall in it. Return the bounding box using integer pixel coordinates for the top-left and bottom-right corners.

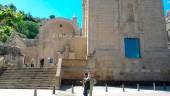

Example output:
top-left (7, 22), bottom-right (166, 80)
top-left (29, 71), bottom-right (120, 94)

top-left (62, 59), bottom-right (88, 79)
top-left (0, 45), bottom-right (23, 56)
top-left (62, 59), bottom-right (87, 68)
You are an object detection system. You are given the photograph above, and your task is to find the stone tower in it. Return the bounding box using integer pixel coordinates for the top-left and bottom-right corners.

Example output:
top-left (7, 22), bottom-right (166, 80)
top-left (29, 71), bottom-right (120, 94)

top-left (83, 0), bottom-right (170, 81)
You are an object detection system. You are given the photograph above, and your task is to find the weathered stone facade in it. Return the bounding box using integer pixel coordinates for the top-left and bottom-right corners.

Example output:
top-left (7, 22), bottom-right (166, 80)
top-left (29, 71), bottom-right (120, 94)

top-left (23, 17), bottom-right (87, 68)
top-left (0, 17), bottom-right (87, 69)
top-left (0, 32), bottom-right (25, 67)
top-left (1, 0), bottom-right (170, 82)
top-left (83, 0), bottom-right (170, 81)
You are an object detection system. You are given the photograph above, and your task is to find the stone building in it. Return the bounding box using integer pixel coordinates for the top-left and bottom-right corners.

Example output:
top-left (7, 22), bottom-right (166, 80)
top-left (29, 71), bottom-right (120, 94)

top-left (1, 0), bottom-right (170, 82)
top-left (23, 17), bottom-right (86, 68)
top-left (83, 0), bottom-right (170, 81)
top-left (1, 17), bottom-right (86, 68)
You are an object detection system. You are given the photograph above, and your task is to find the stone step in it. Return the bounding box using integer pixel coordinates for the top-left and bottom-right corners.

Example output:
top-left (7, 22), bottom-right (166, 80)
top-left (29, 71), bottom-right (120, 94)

top-left (0, 78), bottom-right (57, 80)
top-left (0, 77), bottom-right (58, 80)
top-left (0, 67), bottom-right (60, 89)
top-left (7, 68), bottom-right (56, 70)
top-left (1, 73), bottom-right (56, 75)
top-left (0, 79), bottom-right (59, 82)
top-left (0, 82), bottom-right (59, 85)
top-left (1, 76), bottom-right (56, 78)
top-left (0, 74), bottom-right (56, 76)
top-left (0, 77), bottom-right (57, 80)
top-left (0, 76), bottom-right (56, 79)
top-left (7, 70), bottom-right (55, 71)
top-left (0, 76), bottom-right (56, 78)
top-left (0, 74), bottom-right (55, 78)
top-left (2, 71), bottom-right (56, 73)
top-left (0, 82), bottom-right (58, 85)
top-left (0, 84), bottom-right (56, 87)
top-left (0, 79), bottom-right (59, 83)
top-left (0, 84), bottom-right (57, 89)
top-left (3, 71), bottom-right (56, 73)
top-left (3, 69), bottom-right (56, 72)
top-left (0, 85), bottom-right (56, 89)
top-left (5, 70), bottom-right (55, 73)
top-left (1, 74), bottom-right (56, 76)
top-left (3, 70), bottom-right (56, 72)
top-left (0, 80), bottom-right (56, 82)
top-left (0, 79), bottom-right (57, 82)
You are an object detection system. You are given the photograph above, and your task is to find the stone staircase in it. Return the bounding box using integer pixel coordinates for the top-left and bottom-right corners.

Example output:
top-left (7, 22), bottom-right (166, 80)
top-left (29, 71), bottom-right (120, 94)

top-left (0, 67), bottom-right (60, 89)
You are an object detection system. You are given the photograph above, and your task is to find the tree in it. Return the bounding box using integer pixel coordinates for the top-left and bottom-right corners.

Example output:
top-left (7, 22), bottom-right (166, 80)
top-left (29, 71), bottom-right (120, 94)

top-left (0, 4), bottom-right (3, 10)
top-left (0, 26), bottom-right (12, 42)
top-left (16, 21), bottom-right (39, 39)
top-left (7, 4), bottom-right (17, 12)
top-left (0, 4), bottom-right (40, 42)
top-left (0, 7), bottom-right (22, 42)
top-left (49, 15), bottom-right (55, 19)
top-left (0, 7), bottom-right (23, 26)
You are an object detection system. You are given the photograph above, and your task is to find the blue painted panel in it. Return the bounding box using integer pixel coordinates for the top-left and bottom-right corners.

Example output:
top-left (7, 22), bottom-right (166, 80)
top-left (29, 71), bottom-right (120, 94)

top-left (124, 38), bottom-right (141, 58)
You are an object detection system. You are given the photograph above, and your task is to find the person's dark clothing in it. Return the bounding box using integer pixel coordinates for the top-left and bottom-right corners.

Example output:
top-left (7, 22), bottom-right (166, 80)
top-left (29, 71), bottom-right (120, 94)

top-left (83, 89), bottom-right (89, 96)
top-left (83, 78), bottom-right (90, 96)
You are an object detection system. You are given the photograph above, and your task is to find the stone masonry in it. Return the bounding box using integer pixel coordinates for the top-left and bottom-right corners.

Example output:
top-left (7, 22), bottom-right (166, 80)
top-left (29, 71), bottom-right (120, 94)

top-left (83, 0), bottom-right (170, 80)
top-left (1, 0), bottom-right (170, 83)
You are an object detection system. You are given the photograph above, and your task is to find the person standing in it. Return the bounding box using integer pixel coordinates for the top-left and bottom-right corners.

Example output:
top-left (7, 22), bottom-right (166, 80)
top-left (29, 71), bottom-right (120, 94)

top-left (81, 72), bottom-right (90, 96)
top-left (89, 72), bottom-right (96, 96)
top-left (81, 72), bottom-right (96, 96)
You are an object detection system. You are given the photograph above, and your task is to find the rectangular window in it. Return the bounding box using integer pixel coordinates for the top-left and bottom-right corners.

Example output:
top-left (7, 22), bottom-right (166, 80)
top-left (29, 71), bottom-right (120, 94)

top-left (48, 57), bottom-right (53, 64)
top-left (124, 38), bottom-right (141, 58)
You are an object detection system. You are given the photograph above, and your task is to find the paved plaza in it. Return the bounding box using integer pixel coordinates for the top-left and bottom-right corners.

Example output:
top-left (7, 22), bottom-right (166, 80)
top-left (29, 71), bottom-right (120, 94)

top-left (0, 86), bottom-right (170, 96)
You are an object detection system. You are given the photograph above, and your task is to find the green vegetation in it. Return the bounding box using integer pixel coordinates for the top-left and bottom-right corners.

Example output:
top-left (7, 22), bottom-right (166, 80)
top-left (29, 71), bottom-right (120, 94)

top-left (0, 4), bottom-right (40, 42)
top-left (0, 26), bottom-right (12, 42)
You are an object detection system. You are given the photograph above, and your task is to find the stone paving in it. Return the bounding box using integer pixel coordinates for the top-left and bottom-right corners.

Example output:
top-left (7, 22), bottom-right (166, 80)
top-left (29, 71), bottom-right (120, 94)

top-left (0, 86), bottom-right (170, 96)
top-left (66, 86), bottom-right (170, 96)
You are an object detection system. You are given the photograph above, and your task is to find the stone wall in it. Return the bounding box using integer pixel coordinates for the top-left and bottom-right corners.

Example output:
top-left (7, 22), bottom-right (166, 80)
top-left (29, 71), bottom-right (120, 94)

top-left (23, 18), bottom-right (86, 68)
top-left (62, 59), bottom-right (88, 79)
top-left (85, 0), bottom-right (170, 80)
top-left (0, 45), bottom-right (24, 67)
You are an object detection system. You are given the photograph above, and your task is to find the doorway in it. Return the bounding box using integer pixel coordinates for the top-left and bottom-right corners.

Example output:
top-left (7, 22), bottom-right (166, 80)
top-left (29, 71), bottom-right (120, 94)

top-left (40, 58), bottom-right (44, 68)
